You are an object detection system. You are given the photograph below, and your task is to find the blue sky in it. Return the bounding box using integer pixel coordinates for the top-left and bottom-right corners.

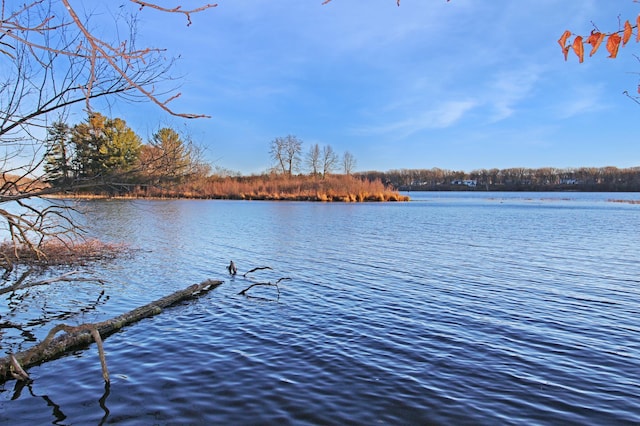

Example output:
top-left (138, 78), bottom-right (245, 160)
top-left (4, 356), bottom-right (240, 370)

top-left (96, 1), bottom-right (640, 174)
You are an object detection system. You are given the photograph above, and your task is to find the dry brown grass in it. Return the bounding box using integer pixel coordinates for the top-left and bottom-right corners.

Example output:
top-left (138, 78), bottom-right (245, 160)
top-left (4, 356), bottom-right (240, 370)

top-left (119, 174), bottom-right (409, 202)
top-left (0, 239), bottom-right (127, 267)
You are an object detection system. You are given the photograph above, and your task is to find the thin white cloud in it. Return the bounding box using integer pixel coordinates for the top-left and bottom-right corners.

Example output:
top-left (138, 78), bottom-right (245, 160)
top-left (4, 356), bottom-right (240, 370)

top-left (554, 85), bottom-right (609, 119)
top-left (354, 99), bottom-right (478, 137)
top-left (485, 67), bottom-right (543, 122)
top-left (95, 0), bottom-right (640, 174)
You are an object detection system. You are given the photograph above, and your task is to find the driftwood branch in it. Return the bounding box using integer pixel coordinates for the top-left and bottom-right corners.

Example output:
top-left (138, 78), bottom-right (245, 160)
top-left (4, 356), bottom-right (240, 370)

top-left (10, 354), bottom-right (30, 381)
top-left (17, 323), bottom-right (111, 383)
top-left (0, 279), bottom-right (223, 383)
top-left (90, 327), bottom-right (109, 383)
top-left (0, 270), bottom-right (105, 296)
top-left (242, 266), bottom-right (272, 278)
top-left (238, 265), bottom-right (291, 299)
top-left (238, 277), bottom-right (291, 297)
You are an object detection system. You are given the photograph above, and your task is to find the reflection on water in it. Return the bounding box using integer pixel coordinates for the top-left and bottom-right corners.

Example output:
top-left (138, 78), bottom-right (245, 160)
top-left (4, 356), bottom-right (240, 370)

top-left (1, 193), bottom-right (640, 424)
top-left (8, 378), bottom-right (111, 425)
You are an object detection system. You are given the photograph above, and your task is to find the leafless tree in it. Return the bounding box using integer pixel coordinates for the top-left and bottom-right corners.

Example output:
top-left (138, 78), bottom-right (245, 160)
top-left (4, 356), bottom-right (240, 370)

top-left (306, 143), bottom-right (321, 176)
top-left (342, 151), bottom-right (357, 175)
top-left (321, 145), bottom-right (339, 178)
top-left (0, 1), bottom-right (214, 260)
top-left (138, 127), bottom-right (209, 186)
top-left (269, 135), bottom-right (303, 176)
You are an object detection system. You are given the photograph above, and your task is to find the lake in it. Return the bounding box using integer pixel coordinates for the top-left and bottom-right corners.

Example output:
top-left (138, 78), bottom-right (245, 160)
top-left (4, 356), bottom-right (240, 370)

top-left (1, 192), bottom-right (639, 425)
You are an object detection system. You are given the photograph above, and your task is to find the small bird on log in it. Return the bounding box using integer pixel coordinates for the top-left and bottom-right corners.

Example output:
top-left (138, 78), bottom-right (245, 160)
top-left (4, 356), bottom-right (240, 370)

top-left (228, 260), bottom-right (237, 275)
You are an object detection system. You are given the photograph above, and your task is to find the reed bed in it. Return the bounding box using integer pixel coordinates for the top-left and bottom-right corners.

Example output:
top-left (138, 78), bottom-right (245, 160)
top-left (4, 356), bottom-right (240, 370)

top-left (125, 174), bottom-right (409, 202)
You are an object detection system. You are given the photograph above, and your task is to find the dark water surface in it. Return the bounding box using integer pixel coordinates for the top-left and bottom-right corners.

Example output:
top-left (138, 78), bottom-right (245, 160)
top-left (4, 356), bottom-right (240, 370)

top-left (1, 192), bottom-right (639, 425)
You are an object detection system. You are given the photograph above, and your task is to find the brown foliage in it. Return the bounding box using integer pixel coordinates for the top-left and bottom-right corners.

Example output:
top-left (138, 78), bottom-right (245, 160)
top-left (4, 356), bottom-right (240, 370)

top-left (560, 15), bottom-right (638, 62)
top-left (586, 31), bottom-right (605, 57)
top-left (0, 239), bottom-right (127, 268)
top-left (606, 33), bottom-right (622, 58)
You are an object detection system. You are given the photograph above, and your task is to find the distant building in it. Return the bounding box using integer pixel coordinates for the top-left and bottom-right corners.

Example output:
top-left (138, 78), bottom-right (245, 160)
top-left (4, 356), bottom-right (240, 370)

top-left (451, 179), bottom-right (477, 188)
top-left (560, 178), bottom-right (579, 185)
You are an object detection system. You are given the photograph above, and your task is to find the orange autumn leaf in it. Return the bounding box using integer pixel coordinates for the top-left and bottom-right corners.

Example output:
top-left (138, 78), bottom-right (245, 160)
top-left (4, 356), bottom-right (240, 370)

top-left (637, 14), bottom-right (640, 42)
top-left (586, 31), bottom-right (605, 56)
top-left (558, 30), bottom-right (572, 60)
top-left (623, 20), bottom-right (633, 45)
top-left (572, 36), bottom-right (584, 63)
top-left (606, 33), bottom-right (622, 58)
top-left (558, 30), bottom-right (571, 48)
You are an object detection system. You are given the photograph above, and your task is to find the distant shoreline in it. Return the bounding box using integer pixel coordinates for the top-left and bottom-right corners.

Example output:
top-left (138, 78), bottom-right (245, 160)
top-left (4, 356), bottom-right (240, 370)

top-left (43, 192), bottom-right (410, 202)
top-left (399, 185), bottom-right (640, 193)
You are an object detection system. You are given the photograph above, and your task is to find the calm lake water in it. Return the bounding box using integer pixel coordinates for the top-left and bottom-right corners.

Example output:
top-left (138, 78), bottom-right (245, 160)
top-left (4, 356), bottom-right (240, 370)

top-left (1, 192), bottom-right (639, 425)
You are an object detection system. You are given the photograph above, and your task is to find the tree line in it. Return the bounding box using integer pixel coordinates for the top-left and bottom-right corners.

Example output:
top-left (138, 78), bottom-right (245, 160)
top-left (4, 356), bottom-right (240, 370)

top-left (43, 113), bottom-right (209, 193)
top-left (269, 135), bottom-right (357, 177)
top-left (42, 121), bottom-right (361, 193)
top-left (40, 112), bottom-right (640, 196)
top-left (359, 166), bottom-right (640, 192)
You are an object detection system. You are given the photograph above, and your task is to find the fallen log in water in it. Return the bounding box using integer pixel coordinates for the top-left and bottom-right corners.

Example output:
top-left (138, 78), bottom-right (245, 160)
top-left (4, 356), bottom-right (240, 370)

top-left (0, 279), bottom-right (223, 383)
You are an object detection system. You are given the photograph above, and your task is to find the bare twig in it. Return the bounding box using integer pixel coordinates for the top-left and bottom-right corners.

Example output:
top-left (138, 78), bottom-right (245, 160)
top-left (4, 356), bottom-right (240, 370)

top-left (90, 327), bottom-right (109, 383)
top-left (242, 266), bottom-right (272, 278)
top-left (0, 270), bottom-right (106, 296)
top-left (238, 277), bottom-right (291, 297)
top-left (130, 1), bottom-right (218, 26)
top-left (0, 270), bottom-right (74, 295)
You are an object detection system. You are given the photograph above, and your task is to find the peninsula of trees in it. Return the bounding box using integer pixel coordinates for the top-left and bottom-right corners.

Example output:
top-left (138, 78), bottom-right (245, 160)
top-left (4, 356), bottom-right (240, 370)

top-left (38, 113), bottom-right (640, 201)
top-left (42, 115), bottom-right (408, 202)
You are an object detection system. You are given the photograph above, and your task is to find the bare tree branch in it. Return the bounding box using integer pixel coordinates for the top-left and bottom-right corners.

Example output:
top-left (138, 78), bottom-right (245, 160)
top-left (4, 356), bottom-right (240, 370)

top-left (130, 1), bottom-right (218, 27)
top-left (242, 266), bottom-right (273, 278)
top-left (238, 277), bottom-right (291, 297)
top-left (0, 1), bottom-right (215, 260)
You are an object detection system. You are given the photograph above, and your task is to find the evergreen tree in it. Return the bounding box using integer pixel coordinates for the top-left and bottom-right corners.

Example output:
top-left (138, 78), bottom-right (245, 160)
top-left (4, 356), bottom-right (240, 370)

top-left (103, 117), bottom-right (142, 174)
top-left (72, 113), bottom-right (141, 180)
top-left (151, 127), bottom-right (191, 183)
top-left (43, 121), bottom-right (73, 186)
top-left (72, 113), bottom-right (107, 179)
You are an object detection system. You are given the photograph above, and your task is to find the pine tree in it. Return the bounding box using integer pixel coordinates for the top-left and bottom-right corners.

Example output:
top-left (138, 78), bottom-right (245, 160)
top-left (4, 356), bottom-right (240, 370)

top-left (43, 121), bottom-right (73, 186)
top-left (71, 113), bottom-right (141, 180)
top-left (152, 127), bottom-right (191, 183)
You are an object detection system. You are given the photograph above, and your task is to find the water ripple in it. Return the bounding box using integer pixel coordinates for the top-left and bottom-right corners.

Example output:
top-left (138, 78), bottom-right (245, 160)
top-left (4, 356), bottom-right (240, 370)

top-left (2, 194), bottom-right (640, 424)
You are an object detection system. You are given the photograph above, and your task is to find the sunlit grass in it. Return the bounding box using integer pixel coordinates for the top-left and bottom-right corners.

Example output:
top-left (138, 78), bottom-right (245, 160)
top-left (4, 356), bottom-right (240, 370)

top-left (125, 174), bottom-right (409, 202)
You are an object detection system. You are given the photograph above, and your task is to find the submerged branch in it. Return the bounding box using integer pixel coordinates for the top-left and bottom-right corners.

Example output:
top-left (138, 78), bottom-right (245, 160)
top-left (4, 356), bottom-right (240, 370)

top-left (238, 277), bottom-right (291, 297)
top-left (0, 270), bottom-right (103, 296)
top-left (242, 266), bottom-right (272, 278)
top-left (0, 279), bottom-right (223, 383)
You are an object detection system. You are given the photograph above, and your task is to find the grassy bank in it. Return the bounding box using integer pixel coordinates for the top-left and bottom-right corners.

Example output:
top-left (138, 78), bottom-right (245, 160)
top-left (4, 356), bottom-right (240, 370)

top-left (71, 174), bottom-right (410, 202)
